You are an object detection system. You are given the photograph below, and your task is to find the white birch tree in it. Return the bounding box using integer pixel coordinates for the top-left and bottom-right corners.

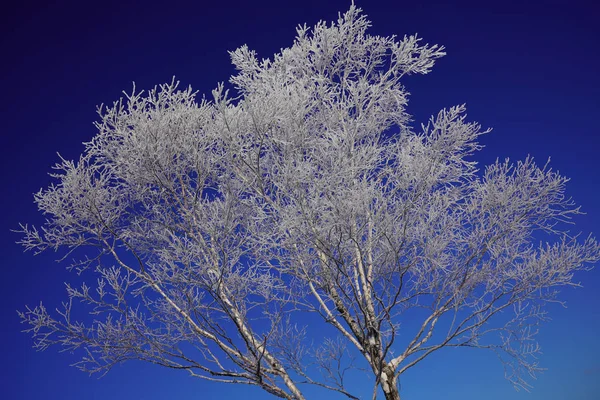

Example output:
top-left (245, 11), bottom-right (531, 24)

top-left (18, 5), bottom-right (599, 400)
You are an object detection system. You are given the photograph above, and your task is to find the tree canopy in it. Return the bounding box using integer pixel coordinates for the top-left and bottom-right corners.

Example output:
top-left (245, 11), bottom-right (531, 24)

top-left (18, 5), bottom-right (599, 400)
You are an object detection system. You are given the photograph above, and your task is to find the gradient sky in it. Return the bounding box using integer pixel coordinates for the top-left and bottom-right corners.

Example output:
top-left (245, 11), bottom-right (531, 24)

top-left (1, 0), bottom-right (599, 399)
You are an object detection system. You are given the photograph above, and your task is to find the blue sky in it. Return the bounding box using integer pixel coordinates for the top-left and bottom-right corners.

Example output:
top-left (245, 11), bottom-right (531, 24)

top-left (1, 0), bottom-right (598, 399)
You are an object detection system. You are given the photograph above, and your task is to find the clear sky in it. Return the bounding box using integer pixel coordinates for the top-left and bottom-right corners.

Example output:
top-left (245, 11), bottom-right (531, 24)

top-left (1, 0), bottom-right (598, 399)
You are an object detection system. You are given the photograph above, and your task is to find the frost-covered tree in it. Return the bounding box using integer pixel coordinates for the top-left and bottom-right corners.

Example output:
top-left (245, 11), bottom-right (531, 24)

top-left (18, 5), bottom-right (599, 400)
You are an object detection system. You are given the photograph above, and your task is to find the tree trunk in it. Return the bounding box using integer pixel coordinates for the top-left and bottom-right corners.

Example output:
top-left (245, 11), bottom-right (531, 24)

top-left (381, 367), bottom-right (400, 400)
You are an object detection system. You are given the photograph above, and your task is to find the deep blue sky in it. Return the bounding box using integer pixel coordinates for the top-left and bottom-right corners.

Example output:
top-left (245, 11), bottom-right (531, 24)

top-left (1, 0), bottom-right (598, 399)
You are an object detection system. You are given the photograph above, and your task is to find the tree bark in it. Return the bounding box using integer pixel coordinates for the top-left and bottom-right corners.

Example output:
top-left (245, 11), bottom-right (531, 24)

top-left (381, 367), bottom-right (401, 400)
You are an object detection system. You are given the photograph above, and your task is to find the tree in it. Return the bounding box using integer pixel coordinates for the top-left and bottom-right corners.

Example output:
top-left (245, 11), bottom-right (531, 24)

top-left (18, 5), bottom-right (599, 400)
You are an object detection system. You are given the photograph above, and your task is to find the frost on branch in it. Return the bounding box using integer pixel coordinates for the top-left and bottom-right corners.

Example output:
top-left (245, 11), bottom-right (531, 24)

top-left (18, 4), bottom-right (598, 400)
